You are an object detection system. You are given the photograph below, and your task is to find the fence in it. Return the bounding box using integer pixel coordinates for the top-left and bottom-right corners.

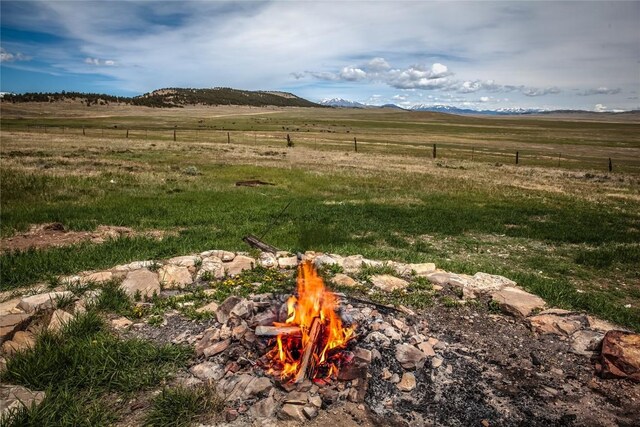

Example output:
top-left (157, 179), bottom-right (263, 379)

top-left (1, 123), bottom-right (637, 174)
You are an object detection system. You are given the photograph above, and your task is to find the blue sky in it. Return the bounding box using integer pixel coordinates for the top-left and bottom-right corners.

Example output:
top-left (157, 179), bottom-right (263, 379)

top-left (1, 1), bottom-right (638, 111)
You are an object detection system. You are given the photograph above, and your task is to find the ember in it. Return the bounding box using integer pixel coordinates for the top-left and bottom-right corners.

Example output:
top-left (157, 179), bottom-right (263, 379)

top-left (265, 261), bottom-right (355, 383)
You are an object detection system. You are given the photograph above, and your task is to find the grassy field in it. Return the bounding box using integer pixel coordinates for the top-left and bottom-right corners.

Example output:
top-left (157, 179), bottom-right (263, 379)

top-left (1, 102), bottom-right (639, 329)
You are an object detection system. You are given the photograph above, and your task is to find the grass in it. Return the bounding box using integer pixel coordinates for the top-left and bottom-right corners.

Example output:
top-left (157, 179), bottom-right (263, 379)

top-left (0, 311), bottom-right (192, 427)
top-left (144, 385), bottom-right (224, 427)
top-left (0, 105), bottom-right (639, 330)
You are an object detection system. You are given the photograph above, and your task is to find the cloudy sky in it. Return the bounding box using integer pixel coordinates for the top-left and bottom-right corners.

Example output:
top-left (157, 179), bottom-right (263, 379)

top-left (1, 1), bottom-right (638, 111)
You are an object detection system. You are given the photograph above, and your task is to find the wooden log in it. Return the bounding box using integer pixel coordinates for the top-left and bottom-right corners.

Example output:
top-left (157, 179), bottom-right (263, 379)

top-left (242, 234), bottom-right (280, 254)
top-left (294, 317), bottom-right (322, 383)
top-left (254, 325), bottom-right (301, 337)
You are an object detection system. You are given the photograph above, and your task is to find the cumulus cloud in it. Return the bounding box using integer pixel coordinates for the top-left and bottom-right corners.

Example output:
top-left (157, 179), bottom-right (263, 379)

top-left (339, 66), bottom-right (367, 81)
top-left (578, 87), bottom-right (621, 96)
top-left (365, 57), bottom-right (390, 72)
top-left (0, 47), bottom-right (30, 62)
top-left (85, 57), bottom-right (117, 66)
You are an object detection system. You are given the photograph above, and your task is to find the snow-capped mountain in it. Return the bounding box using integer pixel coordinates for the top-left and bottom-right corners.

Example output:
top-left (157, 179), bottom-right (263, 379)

top-left (318, 98), bottom-right (367, 108)
top-left (410, 104), bottom-right (548, 115)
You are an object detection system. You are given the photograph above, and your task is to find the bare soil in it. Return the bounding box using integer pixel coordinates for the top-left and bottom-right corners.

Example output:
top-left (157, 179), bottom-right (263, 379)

top-left (0, 223), bottom-right (176, 253)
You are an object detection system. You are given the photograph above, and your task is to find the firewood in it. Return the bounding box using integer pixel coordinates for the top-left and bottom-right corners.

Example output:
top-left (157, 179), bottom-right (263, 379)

top-left (294, 317), bottom-right (322, 383)
top-left (242, 234), bottom-right (280, 254)
top-left (254, 325), bottom-right (301, 337)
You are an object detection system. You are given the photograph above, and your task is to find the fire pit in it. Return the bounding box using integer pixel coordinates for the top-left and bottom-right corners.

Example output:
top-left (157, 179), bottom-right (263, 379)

top-left (261, 261), bottom-right (355, 384)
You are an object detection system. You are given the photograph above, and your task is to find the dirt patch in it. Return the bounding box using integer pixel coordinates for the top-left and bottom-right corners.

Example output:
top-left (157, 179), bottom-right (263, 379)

top-left (0, 223), bottom-right (177, 253)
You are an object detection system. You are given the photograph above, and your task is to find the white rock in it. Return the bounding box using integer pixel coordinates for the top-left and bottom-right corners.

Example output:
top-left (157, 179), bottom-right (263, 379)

top-left (81, 271), bottom-right (113, 284)
top-left (120, 269), bottom-right (160, 299)
top-left (224, 255), bottom-right (255, 277)
top-left (190, 361), bottom-right (225, 381)
top-left (167, 255), bottom-right (199, 267)
top-left (332, 273), bottom-right (358, 287)
top-left (158, 264), bottom-right (193, 288)
top-left (200, 250), bottom-right (235, 261)
top-left (397, 372), bottom-right (416, 391)
top-left (258, 252), bottom-right (278, 268)
top-left (278, 256), bottom-right (299, 268)
top-left (197, 256), bottom-right (225, 280)
top-left (18, 291), bottom-right (74, 313)
top-left (48, 309), bottom-right (74, 332)
top-left (114, 260), bottom-right (155, 271)
top-left (491, 287), bottom-right (546, 318)
top-left (370, 275), bottom-right (409, 292)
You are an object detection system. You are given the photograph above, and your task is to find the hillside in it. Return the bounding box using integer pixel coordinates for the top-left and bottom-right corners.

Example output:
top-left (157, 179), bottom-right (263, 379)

top-left (0, 87), bottom-right (322, 108)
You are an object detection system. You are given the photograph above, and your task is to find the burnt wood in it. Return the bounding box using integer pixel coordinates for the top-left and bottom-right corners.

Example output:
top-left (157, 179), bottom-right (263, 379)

top-left (242, 234), bottom-right (280, 254)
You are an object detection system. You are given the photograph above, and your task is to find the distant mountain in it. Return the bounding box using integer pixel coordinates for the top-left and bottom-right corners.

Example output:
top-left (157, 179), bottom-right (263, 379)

top-left (409, 104), bottom-right (547, 115)
top-left (318, 98), bottom-right (367, 108)
top-left (379, 104), bottom-right (406, 110)
top-left (1, 87), bottom-right (322, 108)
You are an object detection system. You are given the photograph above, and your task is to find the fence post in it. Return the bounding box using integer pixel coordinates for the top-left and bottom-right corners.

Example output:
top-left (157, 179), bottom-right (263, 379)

top-left (126, 129), bottom-right (129, 139)
top-left (173, 129), bottom-right (176, 142)
top-left (354, 137), bottom-right (358, 152)
top-left (515, 151), bottom-right (519, 165)
top-left (227, 132), bottom-right (230, 144)
top-left (609, 158), bottom-right (612, 172)
top-left (82, 126), bottom-right (85, 136)
top-left (432, 143), bottom-right (436, 159)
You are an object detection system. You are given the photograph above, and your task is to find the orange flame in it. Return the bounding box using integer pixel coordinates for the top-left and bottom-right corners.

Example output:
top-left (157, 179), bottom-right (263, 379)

top-left (266, 261), bottom-right (355, 381)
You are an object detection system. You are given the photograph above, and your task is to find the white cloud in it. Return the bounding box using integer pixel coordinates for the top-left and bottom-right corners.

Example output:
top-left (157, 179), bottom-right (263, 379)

top-left (85, 57), bottom-right (116, 66)
top-left (479, 96), bottom-right (490, 102)
top-left (366, 57), bottom-right (391, 72)
top-left (339, 66), bottom-right (367, 81)
top-left (594, 103), bottom-right (607, 112)
top-left (522, 87), bottom-right (561, 97)
top-left (578, 87), bottom-right (621, 96)
top-left (1, 47), bottom-right (30, 62)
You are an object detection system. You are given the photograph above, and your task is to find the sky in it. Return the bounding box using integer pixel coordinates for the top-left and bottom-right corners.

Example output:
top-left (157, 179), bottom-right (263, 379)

top-left (1, 1), bottom-right (638, 111)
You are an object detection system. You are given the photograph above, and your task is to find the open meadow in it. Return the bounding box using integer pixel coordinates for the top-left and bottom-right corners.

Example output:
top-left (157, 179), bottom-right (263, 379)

top-left (1, 102), bottom-right (640, 329)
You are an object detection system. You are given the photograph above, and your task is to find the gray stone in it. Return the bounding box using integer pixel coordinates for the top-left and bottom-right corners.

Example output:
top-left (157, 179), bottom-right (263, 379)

top-left (230, 300), bottom-right (253, 319)
top-left (432, 357), bottom-right (444, 368)
top-left (243, 377), bottom-right (272, 398)
top-left (571, 330), bottom-right (605, 356)
top-left (167, 255), bottom-right (199, 267)
top-left (0, 313), bottom-right (31, 343)
top-left (120, 269), bottom-right (160, 299)
top-left (0, 385), bottom-right (45, 417)
top-left (224, 255), bottom-right (255, 277)
top-left (370, 275), bottom-right (409, 292)
top-left (18, 291), bottom-right (74, 313)
top-left (417, 342), bottom-right (436, 357)
top-left (196, 256), bottom-right (224, 280)
top-left (254, 311), bottom-right (277, 326)
top-left (395, 343), bottom-right (427, 369)
top-left (309, 395), bottom-right (322, 408)
top-left (365, 331), bottom-right (391, 347)
top-left (354, 347), bottom-right (372, 364)
top-left (251, 396), bottom-right (277, 419)
top-left (158, 265), bottom-right (193, 288)
top-left (314, 254), bottom-right (340, 268)
top-left (284, 391), bottom-right (308, 404)
top-left (258, 252), bottom-right (278, 268)
top-left (216, 296), bottom-right (242, 324)
top-left (195, 328), bottom-right (220, 356)
top-left (491, 287), bottom-right (546, 318)
top-left (190, 361), bottom-right (225, 381)
top-left (303, 405), bottom-right (319, 419)
top-left (114, 260), bottom-right (155, 271)
top-left (397, 372), bottom-right (416, 391)
top-left (425, 272), bottom-right (452, 285)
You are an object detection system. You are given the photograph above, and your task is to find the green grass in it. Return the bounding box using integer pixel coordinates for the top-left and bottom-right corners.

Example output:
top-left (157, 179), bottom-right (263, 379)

top-left (144, 385), bottom-right (225, 427)
top-left (0, 311), bottom-right (192, 427)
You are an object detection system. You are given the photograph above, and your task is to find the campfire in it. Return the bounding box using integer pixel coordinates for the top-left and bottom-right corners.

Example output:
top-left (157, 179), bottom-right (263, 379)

top-left (262, 261), bottom-right (356, 383)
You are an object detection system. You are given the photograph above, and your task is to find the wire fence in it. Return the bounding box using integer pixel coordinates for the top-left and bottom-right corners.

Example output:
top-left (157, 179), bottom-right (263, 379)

top-left (2, 123), bottom-right (638, 174)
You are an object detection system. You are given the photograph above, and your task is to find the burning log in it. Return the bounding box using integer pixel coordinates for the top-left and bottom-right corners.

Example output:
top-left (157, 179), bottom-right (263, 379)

top-left (294, 317), bottom-right (322, 384)
top-left (255, 325), bottom-right (301, 337)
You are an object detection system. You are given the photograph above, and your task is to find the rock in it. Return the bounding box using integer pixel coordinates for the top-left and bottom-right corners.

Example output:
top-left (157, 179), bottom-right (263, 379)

top-left (47, 309), bottom-right (74, 332)
top-left (365, 331), bottom-right (391, 347)
top-left (332, 273), bottom-right (358, 287)
top-left (18, 291), bottom-right (74, 313)
top-left (278, 255), bottom-right (299, 269)
top-left (167, 255), bottom-right (199, 267)
top-left (120, 269), bottom-right (160, 299)
top-left (304, 405), bottom-right (319, 419)
top-left (196, 301), bottom-right (219, 314)
top-left (254, 311), bottom-right (277, 326)
top-left (395, 343), bottom-right (427, 369)
top-left (158, 265), bottom-right (193, 288)
top-left (417, 342), bottom-right (436, 357)
top-left (425, 272), bottom-right (452, 285)
top-left (390, 373), bottom-right (400, 383)
top-left (196, 256), bottom-right (225, 281)
top-left (491, 287), bottom-right (546, 318)
top-left (216, 296), bottom-right (242, 324)
top-left (258, 252), bottom-right (278, 268)
top-left (529, 313), bottom-right (586, 336)
top-left (595, 330), bottom-right (640, 382)
top-left (0, 299), bottom-right (22, 316)
top-left (343, 255), bottom-right (364, 273)
top-left (200, 250), bottom-right (235, 262)
top-left (203, 339), bottom-right (230, 357)
top-left (114, 260), bottom-right (155, 271)
top-left (81, 271), bottom-right (113, 284)
top-left (2, 331), bottom-right (35, 354)
top-left (381, 367), bottom-right (393, 380)
top-left (230, 300), bottom-right (253, 319)
top-left (243, 376), bottom-right (272, 397)
top-left (111, 317), bottom-right (133, 329)
top-left (232, 324), bottom-right (248, 340)
top-left (195, 328), bottom-right (220, 356)
top-left (0, 313), bottom-right (31, 343)
top-left (471, 272), bottom-right (516, 293)
top-left (432, 357), bottom-right (444, 368)
top-left (370, 275), bottom-right (409, 292)
top-left (190, 361), bottom-right (225, 381)
top-left (82, 289), bottom-right (102, 305)
top-left (354, 347), bottom-right (372, 364)
top-left (279, 403), bottom-right (307, 422)
top-left (284, 391), bottom-right (308, 405)
top-left (0, 385), bottom-right (45, 417)
top-left (571, 330), bottom-right (604, 356)
top-left (397, 372), bottom-right (416, 391)
top-left (406, 263), bottom-right (437, 276)
top-left (587, 315), bottom-right (621, 333)
top-left (309, 395), bottom-right (322, 408)
top-left (251, 396), bottom-right (277, 418)
top-left (314, 254), bottom-right (340, 268)
top-left (224, 255), bottom-right (255, 277)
